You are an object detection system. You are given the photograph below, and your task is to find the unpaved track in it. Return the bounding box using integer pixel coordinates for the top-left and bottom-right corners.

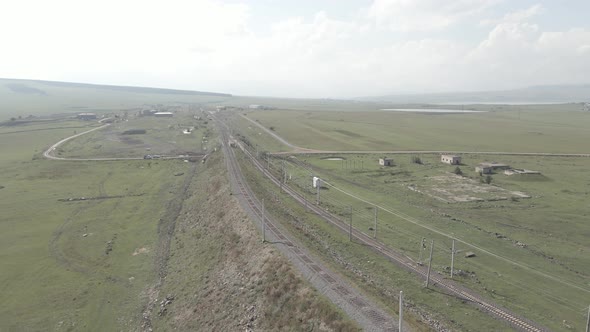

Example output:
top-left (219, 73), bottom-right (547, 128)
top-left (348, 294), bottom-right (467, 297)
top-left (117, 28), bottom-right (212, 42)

top-left (42, 123), bottom-right (145, 161)
top-left (42, 122), bottom-right (203, 161)
top-left (218, 117), bottom-right (400, 331)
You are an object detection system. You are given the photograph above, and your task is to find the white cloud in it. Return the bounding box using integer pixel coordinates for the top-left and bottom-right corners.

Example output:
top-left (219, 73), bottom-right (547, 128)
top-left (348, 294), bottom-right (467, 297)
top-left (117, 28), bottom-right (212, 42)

top-left (366, 0), bottom-right (499, 31)
top-left (0, 0), bottom-right (588, 97)
top-left (480, 4), bottom-right (544, 26)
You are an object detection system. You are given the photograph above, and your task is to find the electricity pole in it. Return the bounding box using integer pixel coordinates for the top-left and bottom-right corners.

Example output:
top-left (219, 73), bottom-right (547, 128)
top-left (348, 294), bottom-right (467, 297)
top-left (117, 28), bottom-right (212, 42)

top-left (419, 237), bottom-right (425, 263)
top-left (373, 206), bottom-right (378, 239)
top-left (280, 160), bottom-right (284, 192)
top-left (349, 206), bottom-right (353, 241)
top-left (586, 304), bottom-right (589, 332)
top-left (316, 179), bottom-right (321, 205)
top-left (451, 239), bottom-right (456, 279)
top-left (425, 240), bottom-right (434, 288)
top-left (399, 291), bottom-right (404, 332)
top-left (283, 161), bottom-right (287, 188)
top-left (262, 199), bottom-right (266, 243)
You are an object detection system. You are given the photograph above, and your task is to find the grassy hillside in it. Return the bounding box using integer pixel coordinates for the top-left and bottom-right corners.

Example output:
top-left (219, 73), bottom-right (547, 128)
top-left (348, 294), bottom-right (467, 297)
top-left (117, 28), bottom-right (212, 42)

top-left (0, 108), bottom-right (359, 331)
top-left (0, 78), bottom-right (233, 120)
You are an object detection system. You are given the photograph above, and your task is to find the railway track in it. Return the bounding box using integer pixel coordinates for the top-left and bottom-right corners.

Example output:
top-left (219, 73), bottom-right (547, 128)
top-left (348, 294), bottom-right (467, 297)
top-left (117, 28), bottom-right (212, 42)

top-left (217, 115), bottom-right (549, 332)
top-left (217, 121), bottom-right (398, 331)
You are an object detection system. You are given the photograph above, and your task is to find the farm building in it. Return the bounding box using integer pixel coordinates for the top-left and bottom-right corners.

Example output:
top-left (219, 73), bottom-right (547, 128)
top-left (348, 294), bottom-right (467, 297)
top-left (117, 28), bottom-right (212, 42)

top-left (154, 112), bottom-right (173, 117)
top-left (504, 169), bottom-right (541, 176)
top-left (379, 157), bottom-right (393, 166)
top-left (475, 165), bottom-right (493, 174)
top-left (77, 113), bottom-right (97, 120)
top-left (249, 104), bottom-right (263, 109)
top-left (479, 162), bottom-right (510, 170)
top-left (441, 154), bottom-right (461, 165)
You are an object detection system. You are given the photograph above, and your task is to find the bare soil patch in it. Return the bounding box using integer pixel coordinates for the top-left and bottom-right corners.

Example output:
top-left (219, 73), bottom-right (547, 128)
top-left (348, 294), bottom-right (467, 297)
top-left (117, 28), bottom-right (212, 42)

top-left (409, 174), bottom-right (530, 203)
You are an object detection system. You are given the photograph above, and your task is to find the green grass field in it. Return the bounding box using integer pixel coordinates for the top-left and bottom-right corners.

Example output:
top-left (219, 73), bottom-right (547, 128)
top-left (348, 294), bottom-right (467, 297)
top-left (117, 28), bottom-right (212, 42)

top-left (241, 104), bottom-right (590, 153)
top-left (0, 116), bottom-right (195, 331)
top-left (229, 104), bottom-right (590, 331)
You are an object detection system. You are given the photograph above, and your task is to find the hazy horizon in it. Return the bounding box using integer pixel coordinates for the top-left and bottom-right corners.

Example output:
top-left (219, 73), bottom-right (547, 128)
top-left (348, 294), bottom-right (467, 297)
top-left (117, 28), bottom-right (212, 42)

top-left (2, 0), bottom-right (589, 98)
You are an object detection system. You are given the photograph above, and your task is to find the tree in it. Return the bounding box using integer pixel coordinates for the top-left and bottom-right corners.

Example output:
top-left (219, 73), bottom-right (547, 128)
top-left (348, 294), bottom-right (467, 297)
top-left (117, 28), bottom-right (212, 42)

top-left (411, 156), bottom-right (422, 164)
top-left (454, 166), bottom-right (463, 176)
top-left (485, 175), bottom-right (493, 184)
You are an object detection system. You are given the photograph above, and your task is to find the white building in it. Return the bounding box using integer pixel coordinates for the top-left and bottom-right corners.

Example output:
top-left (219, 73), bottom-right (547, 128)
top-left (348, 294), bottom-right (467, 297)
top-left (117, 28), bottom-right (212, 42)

top-left (441, 154), bottom-right (461, 165)
top-left (379, 157), bottom-right (393, 166)
top-left (154, 112), bottom-right (173, 117)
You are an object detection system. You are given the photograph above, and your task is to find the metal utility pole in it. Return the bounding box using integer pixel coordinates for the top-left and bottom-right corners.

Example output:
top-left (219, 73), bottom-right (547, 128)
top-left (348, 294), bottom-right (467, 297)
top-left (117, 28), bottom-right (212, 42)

top-left (316, 179), bottom-right (321, 205)
top-left (262, 199), bottom-right (266, 243)
top-left (373, 206), bottom-right (378, 239)
top-left (349, 206), bottom-right (353, 241)
top-left (451, 239), bottom-right (456, 279)
top-left (399, 291), bottom-right (404, 332)
top-left (280, 160), bottom-right (284, 192)
top-left (586, 304), bottom-right (590, 332)
top-left (425, 240), bottom-right (434, 288)
top-left (283, 161), bottom-right (287, 186)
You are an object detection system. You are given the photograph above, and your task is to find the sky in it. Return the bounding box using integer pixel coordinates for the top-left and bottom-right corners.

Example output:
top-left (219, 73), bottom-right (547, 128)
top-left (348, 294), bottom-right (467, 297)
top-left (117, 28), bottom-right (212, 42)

top-left (1, 0), bottom-right (589, 98)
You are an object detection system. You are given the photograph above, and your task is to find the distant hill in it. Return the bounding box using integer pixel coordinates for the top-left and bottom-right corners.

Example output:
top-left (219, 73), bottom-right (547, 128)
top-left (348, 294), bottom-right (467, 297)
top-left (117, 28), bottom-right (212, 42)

top-left (358, 85), bottom-right (590, 104)
top-left (0, 78), bottom-right (233, 119)
top-left (1, 78), bottom-right (231, 97)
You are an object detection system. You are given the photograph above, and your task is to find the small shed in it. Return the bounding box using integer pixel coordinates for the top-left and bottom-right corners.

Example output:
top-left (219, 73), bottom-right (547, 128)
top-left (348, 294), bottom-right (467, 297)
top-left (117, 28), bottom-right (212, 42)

top-left (475, 164), bottom-right (493, 174)
top-left (441, 154), bottom-right (461, 165)
top-left (379, 157), bottom-right (393, 166)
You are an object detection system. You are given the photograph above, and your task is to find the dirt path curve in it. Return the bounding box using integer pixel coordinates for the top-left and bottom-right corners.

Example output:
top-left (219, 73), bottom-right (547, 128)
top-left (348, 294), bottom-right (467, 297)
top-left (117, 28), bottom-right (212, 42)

top-left (218, 117), bottom-right (401, 331)
top-left (42, 123), bottom-right (145, 161)
top-left (239, 113), bottom-right (315, 153)
top-left (42, 122), bottom-right (199, 161)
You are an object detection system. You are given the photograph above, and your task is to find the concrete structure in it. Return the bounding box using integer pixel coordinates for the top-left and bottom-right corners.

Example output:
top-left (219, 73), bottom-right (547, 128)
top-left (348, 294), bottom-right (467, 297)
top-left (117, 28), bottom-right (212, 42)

top-left (379, 157), bottom-right (393, 166)
top-left (141, 109), bottom-right (158, 116)
top-left (154, 112), bottom-right (173, 117)
top-left (441, 154), bottom-right (461, 165)
top-left (77, 113), bottom-right (97, 120)
top-left (479, 162), bottom-right (510, 170)
top-left (475, 165), bottom-right (493, 174)
top-left (504, 169), bottom-right (541, 176)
